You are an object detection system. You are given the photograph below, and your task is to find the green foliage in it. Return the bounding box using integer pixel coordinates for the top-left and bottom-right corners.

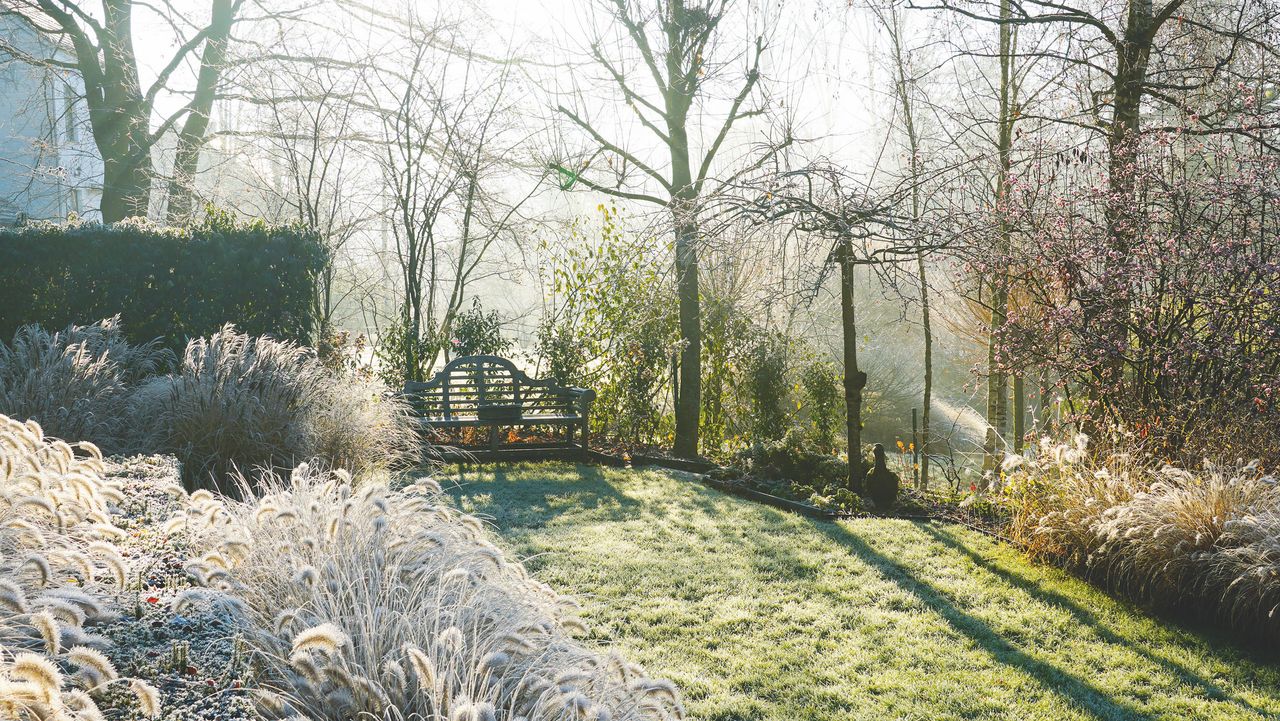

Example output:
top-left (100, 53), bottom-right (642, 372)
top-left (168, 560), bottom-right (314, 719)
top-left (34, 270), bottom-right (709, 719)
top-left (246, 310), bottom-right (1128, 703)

top-left (450, 298), bottom-right (513, 357)
top-left (746, 331), bottom-right (791, 442)
top-left (800, 360), bottom-right (844, 454)
top-left (535, 318), bottom-right (589, 386)
top-left (538, 206), bottom-right (677, 444)
top-left (698, 293), bottom-right (754, 455)
top-left (0, 212), bottom-right (328, 353)
top-left (748, 426), bottom-right (863, 492)
top-left (374, 316), bottom-right (438, 387)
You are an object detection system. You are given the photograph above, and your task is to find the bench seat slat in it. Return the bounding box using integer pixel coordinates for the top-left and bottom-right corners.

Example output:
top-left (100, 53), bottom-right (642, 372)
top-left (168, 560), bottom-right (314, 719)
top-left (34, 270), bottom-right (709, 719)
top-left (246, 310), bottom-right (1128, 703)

top-left (415, 415), bottom-right (583, 428)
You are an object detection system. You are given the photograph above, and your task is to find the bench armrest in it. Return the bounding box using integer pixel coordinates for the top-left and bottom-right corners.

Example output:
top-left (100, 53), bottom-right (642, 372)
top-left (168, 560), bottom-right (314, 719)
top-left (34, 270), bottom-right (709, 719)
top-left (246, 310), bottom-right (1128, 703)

top-left (565, 387), bottom-right (596, 413)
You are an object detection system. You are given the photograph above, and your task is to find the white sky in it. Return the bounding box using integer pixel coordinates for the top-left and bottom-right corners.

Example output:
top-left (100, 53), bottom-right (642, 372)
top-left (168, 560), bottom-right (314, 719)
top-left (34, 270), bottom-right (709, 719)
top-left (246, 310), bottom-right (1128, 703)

top-left (129, 0), bottom-right (903, 174)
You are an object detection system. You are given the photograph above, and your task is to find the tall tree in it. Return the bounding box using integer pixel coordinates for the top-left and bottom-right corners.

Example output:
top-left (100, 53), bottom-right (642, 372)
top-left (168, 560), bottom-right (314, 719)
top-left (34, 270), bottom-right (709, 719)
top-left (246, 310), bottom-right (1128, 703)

top-left (556, 0), bottom-right (768, 457)
top-left (919, 0), bottom-right (1280, 431)
top-left (983, 0), bottom-right (1016, 472)
top-left (3, 0), bottom-right (244, 222)
top-left (878, 4), bottom-right (935, 488)
top-left (371, 16), bottom-right (537, 384)
top-left (165, 0), bottom-right (237, 220)
top-left (731, 163), bottom-right (927, 491)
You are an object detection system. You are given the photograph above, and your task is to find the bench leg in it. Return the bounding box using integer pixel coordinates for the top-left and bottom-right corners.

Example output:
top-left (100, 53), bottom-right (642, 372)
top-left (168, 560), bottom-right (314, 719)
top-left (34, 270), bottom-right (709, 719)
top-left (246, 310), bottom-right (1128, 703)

top-left (488, 426), bottom-right (498, 454)
top-left (580, 418), bottom-right (589, 460)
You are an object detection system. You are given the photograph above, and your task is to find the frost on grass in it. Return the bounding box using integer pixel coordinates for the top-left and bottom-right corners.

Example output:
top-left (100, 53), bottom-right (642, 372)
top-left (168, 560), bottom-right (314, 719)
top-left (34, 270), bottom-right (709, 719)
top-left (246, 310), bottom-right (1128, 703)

top-left (180, 463), bottom-right (686, 721)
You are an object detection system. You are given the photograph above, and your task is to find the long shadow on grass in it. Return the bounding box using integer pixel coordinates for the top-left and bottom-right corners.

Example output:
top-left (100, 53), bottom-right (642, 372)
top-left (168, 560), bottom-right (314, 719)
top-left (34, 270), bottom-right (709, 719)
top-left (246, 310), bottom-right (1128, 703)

top-left (815, 520), bottom-right (1156, 721)
top-left (919, 523), bottom-right (1273, 717)
top-left (444, 464), bottom-right (1225, 719)
top-left (444, 463), bottom-right (640, 528)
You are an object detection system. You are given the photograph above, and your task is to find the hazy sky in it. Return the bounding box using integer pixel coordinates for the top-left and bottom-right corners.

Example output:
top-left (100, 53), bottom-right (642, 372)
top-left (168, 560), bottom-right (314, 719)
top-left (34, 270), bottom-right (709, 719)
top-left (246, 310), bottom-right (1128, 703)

top-left (124, 0), bottom-right (899, 174)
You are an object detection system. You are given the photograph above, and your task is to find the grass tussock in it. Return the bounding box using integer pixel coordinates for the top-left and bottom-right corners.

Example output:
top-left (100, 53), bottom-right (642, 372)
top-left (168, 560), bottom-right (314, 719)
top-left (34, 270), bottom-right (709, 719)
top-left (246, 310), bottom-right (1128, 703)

top-left (0, 320), bottom-right (419, 494)
top-left (1000, 437), bottom-right (1280, 635)
top-left (0, 413), bottom-right (162, 720)
top-left (136, 326), bottom-right (419, 492)
top-left (0, 318), bottom-right (172, 453)
top-left (175, 463), bottom-right (684, 721)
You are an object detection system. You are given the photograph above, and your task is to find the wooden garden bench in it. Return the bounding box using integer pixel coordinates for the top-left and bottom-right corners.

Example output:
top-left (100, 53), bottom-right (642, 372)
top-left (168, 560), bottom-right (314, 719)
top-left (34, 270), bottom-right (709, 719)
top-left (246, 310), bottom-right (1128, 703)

top-left (400, 355), bottom-right (595, 457)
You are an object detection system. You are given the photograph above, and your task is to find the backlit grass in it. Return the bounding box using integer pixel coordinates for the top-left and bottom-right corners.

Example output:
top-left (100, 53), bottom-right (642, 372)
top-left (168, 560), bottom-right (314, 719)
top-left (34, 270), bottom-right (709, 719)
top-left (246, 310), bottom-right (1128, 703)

top-left (440, 462), bottom-right (1280, 721)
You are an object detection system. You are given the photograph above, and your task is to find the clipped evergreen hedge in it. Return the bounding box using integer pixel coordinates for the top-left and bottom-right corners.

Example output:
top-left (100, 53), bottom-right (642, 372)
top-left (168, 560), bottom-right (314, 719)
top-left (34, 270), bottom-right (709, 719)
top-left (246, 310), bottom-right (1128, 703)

top-left (0, 216), bottom-right (327, 352)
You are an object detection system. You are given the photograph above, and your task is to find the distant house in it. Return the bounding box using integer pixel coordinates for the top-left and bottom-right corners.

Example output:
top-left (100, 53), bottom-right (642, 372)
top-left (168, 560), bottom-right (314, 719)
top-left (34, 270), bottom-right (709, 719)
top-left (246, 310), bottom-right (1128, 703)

top-left (0, 14), bottom-right (103, 225)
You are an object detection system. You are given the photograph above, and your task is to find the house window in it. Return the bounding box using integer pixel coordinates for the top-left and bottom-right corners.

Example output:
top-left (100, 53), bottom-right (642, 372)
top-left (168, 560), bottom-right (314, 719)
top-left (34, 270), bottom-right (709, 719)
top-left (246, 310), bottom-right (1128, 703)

top-left (64, 86), bottom-right (77, 143)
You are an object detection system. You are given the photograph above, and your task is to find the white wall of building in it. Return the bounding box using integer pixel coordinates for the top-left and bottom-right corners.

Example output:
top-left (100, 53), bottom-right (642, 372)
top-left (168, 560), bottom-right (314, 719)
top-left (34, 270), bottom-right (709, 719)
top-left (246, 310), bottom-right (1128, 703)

top-left (0, 16), bottom-right (103, 225)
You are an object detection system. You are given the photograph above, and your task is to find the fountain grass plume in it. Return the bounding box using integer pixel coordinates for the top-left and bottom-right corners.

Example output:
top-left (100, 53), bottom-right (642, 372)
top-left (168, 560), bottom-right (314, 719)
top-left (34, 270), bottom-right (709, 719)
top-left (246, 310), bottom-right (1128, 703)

top-left (0, 317), bottom-right (172, 452)
top-left (183, 463), bottom-right (685, 721)
top-left (0, 412), bottom-right (164, 720)
top-left (133, 325), bottom-right (420, 495)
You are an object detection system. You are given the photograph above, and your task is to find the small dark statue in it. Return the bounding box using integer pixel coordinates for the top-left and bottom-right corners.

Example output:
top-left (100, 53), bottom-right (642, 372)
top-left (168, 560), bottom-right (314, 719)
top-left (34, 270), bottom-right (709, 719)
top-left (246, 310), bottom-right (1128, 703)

top-left (866, 443), bottom-right (899, 510)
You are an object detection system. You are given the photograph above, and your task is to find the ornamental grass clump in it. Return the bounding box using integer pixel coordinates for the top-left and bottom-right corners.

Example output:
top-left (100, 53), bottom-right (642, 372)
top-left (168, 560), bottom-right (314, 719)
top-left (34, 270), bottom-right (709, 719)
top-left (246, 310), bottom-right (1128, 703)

top-left (136, 326), bottom-right (419, 494)
top-left (999, 434), bottom-right (1280, 637)
top-left (176, 463), bottom-right (685, 721)
top-left (0, 413), bottom-right (162, 720)
top-left (0, 318), bottom-right (172, 453)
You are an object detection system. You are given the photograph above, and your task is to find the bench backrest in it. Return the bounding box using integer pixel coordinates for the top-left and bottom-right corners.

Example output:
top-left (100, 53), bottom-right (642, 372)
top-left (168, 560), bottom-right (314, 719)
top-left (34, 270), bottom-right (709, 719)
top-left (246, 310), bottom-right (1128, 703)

top-left (401, 355), bottom-right (582, 420)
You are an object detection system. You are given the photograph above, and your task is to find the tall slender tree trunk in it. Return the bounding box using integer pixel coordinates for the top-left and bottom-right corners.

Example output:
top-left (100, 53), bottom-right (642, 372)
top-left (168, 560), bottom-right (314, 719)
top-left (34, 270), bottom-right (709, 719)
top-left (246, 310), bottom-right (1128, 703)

top-left (840, 243), bottom-right (867, 492)
top-left (917, 256), bottom-right (932, 488)
top-left (1099, 0), bottom-right (1154, 402)
top-left (1013, 374), bottom-right (1025, 452)
top-left (668, 118), bottom-right (701, 458)
top-left (886, 10), bottom-right (932, 490)
top-left (167, 0), bottom-right (238, 221)
top-left (983, 0), bottom-right (1016, 476)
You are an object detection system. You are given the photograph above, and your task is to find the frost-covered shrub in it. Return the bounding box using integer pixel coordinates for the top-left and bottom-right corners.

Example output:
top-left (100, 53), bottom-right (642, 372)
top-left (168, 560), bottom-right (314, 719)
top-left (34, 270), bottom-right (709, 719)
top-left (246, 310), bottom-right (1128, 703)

top-left (176, 465), bottom-right (686, 721)
top-left (999, 435), bottom-right (1280, 636)
top-left (0, 318), bottom-right (172, 451)
top-left (135, 326), bottom-right (418, 493)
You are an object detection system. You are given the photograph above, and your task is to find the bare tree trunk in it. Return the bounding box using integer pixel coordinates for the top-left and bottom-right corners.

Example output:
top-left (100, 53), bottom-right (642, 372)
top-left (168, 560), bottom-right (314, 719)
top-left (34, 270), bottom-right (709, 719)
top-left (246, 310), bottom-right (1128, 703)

top-left (670, 144), bottom-right (701, 458)
top-left (983, 0), bottom-right (1016, 476)
top-left (97, 0), bottom-right (151, 221)
top-left (917, 255), bottom-right (932, 488)
top-left (884, 7), bottom-right (932, 489)
top-left (166, 0), bottom-right (238, 221)
top-left (1098, 0), bottom-right (1155, 398)
top-left (100, 138), bottom-right (152, 222)
top-left (840, 244), bottom-right (866, 493)
top-left (673, 217), bottom-right (702, 457)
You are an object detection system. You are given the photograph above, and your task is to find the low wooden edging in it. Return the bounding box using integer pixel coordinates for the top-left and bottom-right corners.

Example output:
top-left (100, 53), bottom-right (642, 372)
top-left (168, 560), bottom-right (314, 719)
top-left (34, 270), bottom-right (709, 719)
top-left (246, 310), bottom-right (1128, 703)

top-left (587, 451), bottom-right (845, 521)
